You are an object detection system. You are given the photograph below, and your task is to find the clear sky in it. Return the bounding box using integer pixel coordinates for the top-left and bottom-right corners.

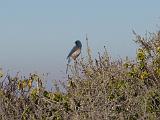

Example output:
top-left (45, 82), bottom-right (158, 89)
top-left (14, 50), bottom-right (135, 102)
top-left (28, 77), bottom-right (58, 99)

top-left (0, 0), bottom-right (160, 80)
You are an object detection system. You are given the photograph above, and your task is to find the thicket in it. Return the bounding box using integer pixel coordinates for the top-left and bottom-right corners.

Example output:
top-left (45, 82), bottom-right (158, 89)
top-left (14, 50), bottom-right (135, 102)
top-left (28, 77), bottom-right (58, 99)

top-left (1, 30), bottom-right (160, 120)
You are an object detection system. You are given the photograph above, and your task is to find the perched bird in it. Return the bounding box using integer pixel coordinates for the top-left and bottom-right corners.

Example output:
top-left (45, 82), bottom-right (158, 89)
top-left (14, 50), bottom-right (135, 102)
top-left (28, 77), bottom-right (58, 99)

top-left (66, 40), bottom-right (82, 73)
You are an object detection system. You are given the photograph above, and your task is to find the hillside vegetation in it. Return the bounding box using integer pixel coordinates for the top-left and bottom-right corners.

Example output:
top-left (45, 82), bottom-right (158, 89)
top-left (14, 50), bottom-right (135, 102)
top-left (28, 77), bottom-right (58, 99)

top-left (1, 31), bottom-right (160, 120)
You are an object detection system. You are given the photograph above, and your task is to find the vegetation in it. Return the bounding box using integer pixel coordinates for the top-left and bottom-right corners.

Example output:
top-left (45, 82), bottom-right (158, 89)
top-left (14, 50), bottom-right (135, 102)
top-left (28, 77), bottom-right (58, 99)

top-left (1, 30), bottom-right (160, 120)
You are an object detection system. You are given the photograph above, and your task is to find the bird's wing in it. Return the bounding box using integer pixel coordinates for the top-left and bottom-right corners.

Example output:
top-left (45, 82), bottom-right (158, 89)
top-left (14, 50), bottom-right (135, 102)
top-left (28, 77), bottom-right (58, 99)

top-left (67, 46), bottom-right (78, 59)
top-left (66, 46), bottom-right (81, 74)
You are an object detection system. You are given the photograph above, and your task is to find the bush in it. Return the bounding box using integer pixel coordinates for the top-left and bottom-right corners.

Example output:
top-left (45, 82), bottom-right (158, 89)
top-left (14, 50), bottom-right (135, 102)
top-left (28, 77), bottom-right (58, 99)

top-left (1, 30), bottom-right (160, 120)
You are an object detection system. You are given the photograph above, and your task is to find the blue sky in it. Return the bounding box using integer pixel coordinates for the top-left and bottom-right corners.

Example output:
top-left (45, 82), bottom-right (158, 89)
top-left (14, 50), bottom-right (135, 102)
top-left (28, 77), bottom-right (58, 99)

top-left (0, 0), bottom-right (160, 80)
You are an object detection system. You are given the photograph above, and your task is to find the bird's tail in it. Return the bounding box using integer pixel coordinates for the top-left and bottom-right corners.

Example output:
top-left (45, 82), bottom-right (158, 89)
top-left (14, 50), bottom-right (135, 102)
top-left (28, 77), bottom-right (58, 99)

top-left (66, 64), bottom-right (69, 74)
top-left (66, 57), bottom-right (71, 74)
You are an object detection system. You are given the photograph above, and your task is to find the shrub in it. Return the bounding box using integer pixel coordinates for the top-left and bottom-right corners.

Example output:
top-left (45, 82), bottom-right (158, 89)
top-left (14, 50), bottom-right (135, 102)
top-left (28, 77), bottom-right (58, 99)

top-left (1, 30), bottom-right (160, 119)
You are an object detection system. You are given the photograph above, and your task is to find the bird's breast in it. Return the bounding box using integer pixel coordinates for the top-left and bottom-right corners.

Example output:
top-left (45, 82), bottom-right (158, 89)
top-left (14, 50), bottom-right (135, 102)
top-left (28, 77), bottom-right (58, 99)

top-left (71, 48), bottom-right (81, 60)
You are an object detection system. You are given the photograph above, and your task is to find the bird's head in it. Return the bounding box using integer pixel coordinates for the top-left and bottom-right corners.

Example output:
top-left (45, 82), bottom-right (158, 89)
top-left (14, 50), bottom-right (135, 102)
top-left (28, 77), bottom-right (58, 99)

top-left (75, 40), bottom-right (82, 48)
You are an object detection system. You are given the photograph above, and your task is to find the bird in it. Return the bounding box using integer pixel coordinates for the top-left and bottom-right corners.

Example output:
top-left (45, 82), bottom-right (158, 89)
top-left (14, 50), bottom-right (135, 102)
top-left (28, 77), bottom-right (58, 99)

top-left (66, 40), bottom-right (82, 73)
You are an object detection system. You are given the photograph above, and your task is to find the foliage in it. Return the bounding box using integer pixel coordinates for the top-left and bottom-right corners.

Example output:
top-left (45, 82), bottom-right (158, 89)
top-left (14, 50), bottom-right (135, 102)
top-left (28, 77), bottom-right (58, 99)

top-left (1, 31), bottom-right (160, 119)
